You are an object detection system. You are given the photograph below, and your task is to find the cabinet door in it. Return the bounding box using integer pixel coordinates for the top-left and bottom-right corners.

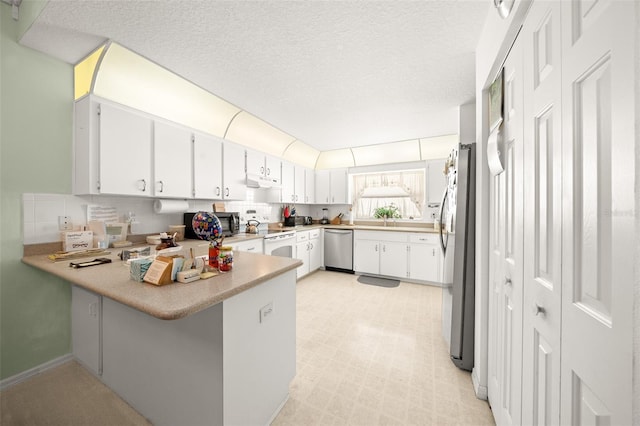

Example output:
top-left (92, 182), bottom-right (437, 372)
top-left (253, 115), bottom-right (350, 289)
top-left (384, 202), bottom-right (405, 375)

top-left (315, 170), bottom-right (331, 204)
top-left (308, 237), bottom-right (322, 272)
top-left (354, 239), bottom-right (379, 274)
top-left (99, 103), bottom-right (152, 196)
top-left (379, 241), bottom-right (408, 278)
top-left (72, 286), bottom-right (101, 375)
top-left (245, 149), bottom-right (264, 177)
top-left (153, 121), bottom-right (192, 198)
top-left (294, 166), bottom-right (305, 203)
top-left (427, 159), bottom-right (447, 207)
top-left (295, 241), bottom-right (309, 278)
top-left (193, 133), bottom-right (223, 199)
top-left (222, 143), bottom-right (246, 200)
top-left (281, 162), bottom-right (295, 203)
top-left (409, 243), bottom-right (440, 282)
top-left (265, 155), bottom-right (280, 183)
top-left (330, 169), bottom-right (348, 204)
top-left (304, 169), bottom-right (315, 204)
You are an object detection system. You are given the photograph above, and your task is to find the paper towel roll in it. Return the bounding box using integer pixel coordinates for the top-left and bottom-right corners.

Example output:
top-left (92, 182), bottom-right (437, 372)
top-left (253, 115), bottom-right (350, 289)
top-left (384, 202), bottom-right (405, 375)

top-left (153, 199), bottom-right (189, 214)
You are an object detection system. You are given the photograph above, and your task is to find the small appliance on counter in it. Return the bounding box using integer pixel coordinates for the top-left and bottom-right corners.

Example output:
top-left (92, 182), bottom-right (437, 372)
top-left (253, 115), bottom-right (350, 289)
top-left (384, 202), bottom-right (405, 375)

top-left (320, 208), bottom-right (330, 224)
top-left (303, 216), bottom-right (313, 225)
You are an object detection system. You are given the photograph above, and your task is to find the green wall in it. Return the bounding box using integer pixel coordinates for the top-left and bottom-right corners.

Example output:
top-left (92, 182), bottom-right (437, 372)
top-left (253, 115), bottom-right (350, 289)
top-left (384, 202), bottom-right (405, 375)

top-left (0, 3), bottom-right (74, 380)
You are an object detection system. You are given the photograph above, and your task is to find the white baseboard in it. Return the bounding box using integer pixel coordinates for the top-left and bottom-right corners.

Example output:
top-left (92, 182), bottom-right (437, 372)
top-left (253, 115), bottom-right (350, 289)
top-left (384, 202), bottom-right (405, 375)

top-left (0, 353), bottom-right (73, 391)
top-left (472, 367), bottom-right (488, 400)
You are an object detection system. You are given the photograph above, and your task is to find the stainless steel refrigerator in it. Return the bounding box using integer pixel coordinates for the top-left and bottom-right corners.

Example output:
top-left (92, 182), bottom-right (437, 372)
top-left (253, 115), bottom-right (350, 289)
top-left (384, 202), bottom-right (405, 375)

top-left (439, 143), bottom-right (475, 371)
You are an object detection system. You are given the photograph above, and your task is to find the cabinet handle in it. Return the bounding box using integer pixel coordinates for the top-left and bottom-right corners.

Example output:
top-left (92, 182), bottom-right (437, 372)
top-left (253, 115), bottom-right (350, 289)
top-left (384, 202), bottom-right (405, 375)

top-left (158, 180), bottom-right (164, 193)
top-left (247, 247), bottom-right (255, 251)
top-left (375, 245), bottom-right (378, 252)
top-left (140, 179), bottom-right (147, 192)
top-left (382, 245), bottom-right (386, 253)
top-left (267, 167), bottom-right (270, 176)
top-left (310, 242), bottom-right (313, 250)
top-left (295, 195), bottom-right (298, 201)
top-left (225, 187), bottom-right (230, 197)
top-left (216, 187), bottom-right (221, 196)
top-left (432, 248), bottom-right (435, 256)
top-left (260, 166), bottom-right (264, 175)
top-left (291, 195), bottom-right (295, 202)
top-left (505, 278), bottom-right (512, 286)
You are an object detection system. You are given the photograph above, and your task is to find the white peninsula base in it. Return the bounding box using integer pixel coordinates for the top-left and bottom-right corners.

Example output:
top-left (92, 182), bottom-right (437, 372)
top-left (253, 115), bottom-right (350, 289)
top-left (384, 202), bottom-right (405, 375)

top-left (74, 270), bottom-right (296, 426)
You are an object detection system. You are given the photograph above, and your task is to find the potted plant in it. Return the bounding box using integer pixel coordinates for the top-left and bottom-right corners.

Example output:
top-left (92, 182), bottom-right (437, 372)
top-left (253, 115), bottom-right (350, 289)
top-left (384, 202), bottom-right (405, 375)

top-left (373, 204), bottom-right (401, 226)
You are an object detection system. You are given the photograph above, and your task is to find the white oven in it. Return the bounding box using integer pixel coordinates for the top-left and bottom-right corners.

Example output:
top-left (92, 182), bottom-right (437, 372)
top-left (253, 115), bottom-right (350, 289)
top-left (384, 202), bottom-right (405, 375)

top-left (263, 231), bottom-right (296, 258)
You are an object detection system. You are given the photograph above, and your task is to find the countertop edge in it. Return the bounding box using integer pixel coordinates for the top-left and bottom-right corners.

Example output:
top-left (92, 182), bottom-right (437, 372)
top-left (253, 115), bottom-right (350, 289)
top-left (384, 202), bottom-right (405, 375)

top-left (22, 254), bottom-right (302, 320)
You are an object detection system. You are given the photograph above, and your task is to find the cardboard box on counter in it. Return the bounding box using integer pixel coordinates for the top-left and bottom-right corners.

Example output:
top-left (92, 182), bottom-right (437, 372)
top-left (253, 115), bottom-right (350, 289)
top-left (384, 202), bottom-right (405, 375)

top-left (61, 231), bottom-right (93, 252)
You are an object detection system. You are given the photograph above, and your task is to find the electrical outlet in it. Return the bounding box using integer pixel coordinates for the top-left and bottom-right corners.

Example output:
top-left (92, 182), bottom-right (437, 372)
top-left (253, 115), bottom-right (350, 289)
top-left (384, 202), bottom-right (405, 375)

top-left (58, 216), bottom-right (73, 231)
top-left (259, 302), bottom-right (274, 323)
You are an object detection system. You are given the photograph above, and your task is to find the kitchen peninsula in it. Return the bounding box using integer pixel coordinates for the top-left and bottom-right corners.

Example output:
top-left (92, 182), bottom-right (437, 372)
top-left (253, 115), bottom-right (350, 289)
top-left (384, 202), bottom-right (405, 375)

top-left (23, 248), bottom-right (301, 426)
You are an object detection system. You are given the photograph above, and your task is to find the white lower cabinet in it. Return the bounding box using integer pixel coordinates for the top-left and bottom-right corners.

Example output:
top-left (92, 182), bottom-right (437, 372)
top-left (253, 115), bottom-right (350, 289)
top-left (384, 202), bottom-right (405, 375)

top-left (295, 229), bottom-right (321, 278)
top-left (232, 239), bottom-right (263, 254)
top-left (354, 231), bottom-right (407, 278)
top-left (72, 285), bottom-right (102, 376)
top-left (354, 230), bottom-right (442, 283)
top-left (408, 234), bottom-right (440, 282)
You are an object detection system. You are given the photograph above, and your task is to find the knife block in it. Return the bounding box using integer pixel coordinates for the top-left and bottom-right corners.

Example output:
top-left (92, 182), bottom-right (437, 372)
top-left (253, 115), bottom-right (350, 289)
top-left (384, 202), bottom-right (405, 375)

top-left (330, 216), bottom-right (342, 225)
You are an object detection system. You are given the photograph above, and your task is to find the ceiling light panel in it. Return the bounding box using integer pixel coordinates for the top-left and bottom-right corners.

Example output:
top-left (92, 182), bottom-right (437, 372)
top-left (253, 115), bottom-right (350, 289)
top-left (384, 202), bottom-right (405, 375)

top-left (351, 140), bottom-right (421, 167)
top-left (224, 111), bottom-right (295, 158)
top-left (93, 43), bottom-right (240, 138)
top-left (419, 134), bottom-right (459, 159)
top-left (282, 141), bottom-right (320, 169)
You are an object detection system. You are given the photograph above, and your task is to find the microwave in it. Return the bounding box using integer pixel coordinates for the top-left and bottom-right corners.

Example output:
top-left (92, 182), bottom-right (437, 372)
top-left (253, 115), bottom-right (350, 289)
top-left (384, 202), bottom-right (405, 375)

top-left (184, 212), bottom-right (240, 239)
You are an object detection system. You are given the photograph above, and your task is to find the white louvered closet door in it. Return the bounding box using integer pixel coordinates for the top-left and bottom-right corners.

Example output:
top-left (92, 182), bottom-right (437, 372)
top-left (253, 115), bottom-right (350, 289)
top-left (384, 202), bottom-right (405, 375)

top-left (559, 1), bottom-right (634, 424)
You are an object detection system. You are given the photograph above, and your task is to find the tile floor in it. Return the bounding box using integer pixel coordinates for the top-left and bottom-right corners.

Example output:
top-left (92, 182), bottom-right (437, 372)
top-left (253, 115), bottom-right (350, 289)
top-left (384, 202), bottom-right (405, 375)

top-left (272, 270), bottom-right (495, 425)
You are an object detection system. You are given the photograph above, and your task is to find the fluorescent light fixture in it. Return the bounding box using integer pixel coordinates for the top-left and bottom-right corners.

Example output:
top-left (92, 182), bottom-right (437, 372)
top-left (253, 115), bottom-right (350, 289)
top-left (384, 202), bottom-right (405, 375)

top-left (225, 111), bottom-right (294, 158)
top-left (419, 134), bottom-right (458, 159)
top-left (352, 139), bottom-right (421, 166)
top-left (92, 42), bottom-right (240, 138)
top-left (315, 149), bottom-right (355, 169)
top-left (282, 140), bottom-right (320, 169)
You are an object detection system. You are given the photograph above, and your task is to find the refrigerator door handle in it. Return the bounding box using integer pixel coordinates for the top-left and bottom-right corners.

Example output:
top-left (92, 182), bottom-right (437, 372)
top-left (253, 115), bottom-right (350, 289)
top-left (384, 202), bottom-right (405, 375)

top-left (439, 188), bottom-right (449, 255)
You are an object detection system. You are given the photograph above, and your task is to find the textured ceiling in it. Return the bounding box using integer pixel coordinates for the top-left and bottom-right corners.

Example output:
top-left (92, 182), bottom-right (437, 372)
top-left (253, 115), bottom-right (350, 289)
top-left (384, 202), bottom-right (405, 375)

top-left (21, 0), bottom-right (489, 151)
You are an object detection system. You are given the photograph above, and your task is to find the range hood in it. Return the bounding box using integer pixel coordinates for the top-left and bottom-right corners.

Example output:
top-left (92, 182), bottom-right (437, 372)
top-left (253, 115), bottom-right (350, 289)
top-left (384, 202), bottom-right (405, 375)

top-left (246, 173), bottom-right (281, 189)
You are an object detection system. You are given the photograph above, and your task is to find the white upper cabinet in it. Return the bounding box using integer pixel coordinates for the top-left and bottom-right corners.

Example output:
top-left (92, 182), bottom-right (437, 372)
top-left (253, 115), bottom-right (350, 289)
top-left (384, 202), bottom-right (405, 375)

top-left (427, 159), bottom-right (446, 207)
top-left (153, 121), bottom-right (192, 198)
top-left (222, 142), bottom-right (247, 200)
top-left (193, 132), bottom-right (223, 199)
top-left (315, 170), bottom-right (331, 204)
top-left (74, 97), bottom-right (153, 196)
top-left (314, 168), bottom-right (348, 204)
top-left (281, 161), bottom-right (295, 203)
top-left (304, 168), bottom-right (315, 204)
top-left (294, 166), bottom-right (305, 203)
top-left (330, 168), bottom-right (348, 204)
top-left (246, 149), bottom-right (281, 185)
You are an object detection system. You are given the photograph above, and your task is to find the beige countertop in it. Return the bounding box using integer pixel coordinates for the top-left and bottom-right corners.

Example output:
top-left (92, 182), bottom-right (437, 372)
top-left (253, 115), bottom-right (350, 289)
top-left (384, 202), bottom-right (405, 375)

top-left (276, 223), bottom-right (440, 234)
top-left (22, 247), bottom-right (301, 321)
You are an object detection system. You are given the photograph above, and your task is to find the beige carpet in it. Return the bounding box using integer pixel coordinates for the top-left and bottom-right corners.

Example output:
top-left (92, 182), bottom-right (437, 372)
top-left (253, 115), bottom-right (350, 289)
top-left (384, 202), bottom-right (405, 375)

top-left (0, 360), bottom-right (150, 426)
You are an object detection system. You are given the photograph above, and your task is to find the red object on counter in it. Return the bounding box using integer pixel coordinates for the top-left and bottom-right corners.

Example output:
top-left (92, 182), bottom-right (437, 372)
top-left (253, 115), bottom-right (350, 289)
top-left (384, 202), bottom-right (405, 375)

top-left (208, 245), bottom-right (219, 268)
top-left (284, 206), bottom-right (290, 218)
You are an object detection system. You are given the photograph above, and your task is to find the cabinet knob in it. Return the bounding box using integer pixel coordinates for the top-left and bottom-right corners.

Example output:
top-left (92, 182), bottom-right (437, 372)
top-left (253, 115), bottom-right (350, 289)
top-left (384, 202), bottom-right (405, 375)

top-left (532, 303), bottom-right (546, 316)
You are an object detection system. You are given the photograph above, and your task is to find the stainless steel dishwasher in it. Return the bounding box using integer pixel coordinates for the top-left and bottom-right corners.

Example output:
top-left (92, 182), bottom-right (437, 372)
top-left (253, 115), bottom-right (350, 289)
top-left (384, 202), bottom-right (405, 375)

top-left (323, 229), bottom-right (354, 273)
